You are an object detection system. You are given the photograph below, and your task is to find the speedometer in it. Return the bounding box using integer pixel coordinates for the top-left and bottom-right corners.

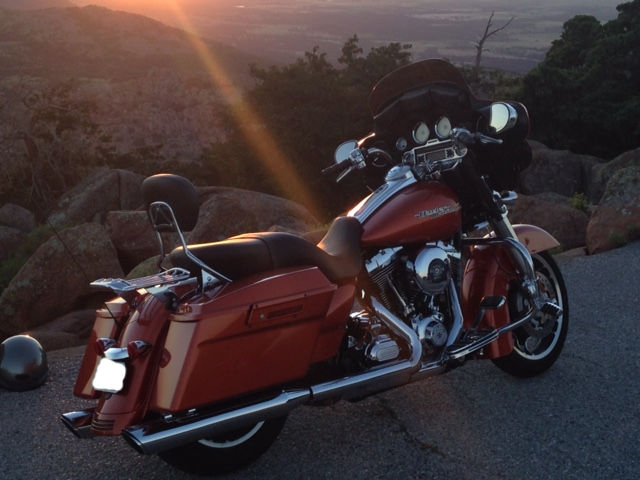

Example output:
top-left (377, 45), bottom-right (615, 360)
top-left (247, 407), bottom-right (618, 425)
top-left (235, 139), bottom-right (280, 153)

top-left (412, 121), bottom-right (430, 145)
top-left (435, 116), bottom-right (452, 139)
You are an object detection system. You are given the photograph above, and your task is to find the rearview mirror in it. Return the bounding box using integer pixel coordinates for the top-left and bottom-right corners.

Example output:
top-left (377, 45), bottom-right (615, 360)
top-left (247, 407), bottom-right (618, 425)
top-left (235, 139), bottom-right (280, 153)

top-left (334, 140), bottom-right (358, 164)
top-left (489, 102), bottom-right (518, 134)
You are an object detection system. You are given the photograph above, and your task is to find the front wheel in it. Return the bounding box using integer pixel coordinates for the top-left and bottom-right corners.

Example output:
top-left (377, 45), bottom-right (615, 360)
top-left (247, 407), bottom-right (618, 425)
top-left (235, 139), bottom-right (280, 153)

top-left (158, 415), bottom-right (287, 475)
top-left (492, 252), bottom-right (569, 377)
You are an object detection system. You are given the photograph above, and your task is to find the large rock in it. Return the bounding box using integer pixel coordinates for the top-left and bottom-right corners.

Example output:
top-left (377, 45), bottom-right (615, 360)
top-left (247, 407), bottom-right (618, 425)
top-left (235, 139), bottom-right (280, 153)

top-left (47, 168), bottom-right (144, 228)
top-left (586, 166), bottom-right (640, 254)
top-left (588, 147), bottom-right (640, 204)
top-left (0, 203), bottom-right (36, 233)
top-left (186, 187), bottom-right (320, 243)
top-left (105, 210), bottom-right (157, 273)
top-left (508, 193), bottom-right (589, 250)
top-left (0, 223), bottom-right (123, 338)
top-left (27, 309), bottom-right (96, 351)
top-left (0, 226), bottom-right (26, 262)
top-left (521, 141), bottom-right (603, 199)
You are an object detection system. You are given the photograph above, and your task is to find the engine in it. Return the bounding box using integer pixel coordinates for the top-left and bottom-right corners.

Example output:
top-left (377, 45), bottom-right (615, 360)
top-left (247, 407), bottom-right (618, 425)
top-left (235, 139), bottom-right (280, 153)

top-left (363, 243), bottom-right (460, 358)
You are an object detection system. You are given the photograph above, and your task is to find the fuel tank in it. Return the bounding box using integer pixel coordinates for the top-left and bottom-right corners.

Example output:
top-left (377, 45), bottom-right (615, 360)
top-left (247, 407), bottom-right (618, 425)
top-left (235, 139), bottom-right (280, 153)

top-left (357, 181), bottom-right (461, 247)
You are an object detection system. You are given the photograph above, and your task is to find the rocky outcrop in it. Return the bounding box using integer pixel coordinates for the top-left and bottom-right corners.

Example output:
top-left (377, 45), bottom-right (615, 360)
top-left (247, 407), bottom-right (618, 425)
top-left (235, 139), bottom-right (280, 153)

top-left (27, 309), bottom-right (96, 352)
top-left (508, 193), bottom-right (589, 250)
top-left (0, 223), bottom-right (123, 339)
top-left (521, 141), bottom-right (603, 199)
top-left (587, 147), bottom-right (640, 204)
top-left (0, 203), bottom-right (36, 233)
top-left (47, 168), bottom-right (144, 228)
top-left (586, 166), bottom-right (640, 254)
top-left (0, 226), bottom-right (26, 263)
top-left (104, 210), bottom-right (157, 273)
top-left (190, 187), bottom-right (320, 243)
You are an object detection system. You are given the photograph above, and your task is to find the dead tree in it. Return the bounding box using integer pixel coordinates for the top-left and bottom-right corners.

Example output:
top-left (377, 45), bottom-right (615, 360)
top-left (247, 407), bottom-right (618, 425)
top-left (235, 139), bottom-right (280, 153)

top-left (474, 11), bottom-right (514, 82)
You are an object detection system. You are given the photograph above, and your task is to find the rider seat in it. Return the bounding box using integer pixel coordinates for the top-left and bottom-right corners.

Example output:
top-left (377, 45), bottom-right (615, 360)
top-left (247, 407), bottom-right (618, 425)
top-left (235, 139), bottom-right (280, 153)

top-left (169, 216), bottom-right (363, 284)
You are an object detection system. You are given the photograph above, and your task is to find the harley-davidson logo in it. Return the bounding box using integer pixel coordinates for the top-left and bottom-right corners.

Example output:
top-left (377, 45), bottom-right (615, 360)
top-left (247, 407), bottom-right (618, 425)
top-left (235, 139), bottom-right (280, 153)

top-left (415, 205), bottom-right (461, 219)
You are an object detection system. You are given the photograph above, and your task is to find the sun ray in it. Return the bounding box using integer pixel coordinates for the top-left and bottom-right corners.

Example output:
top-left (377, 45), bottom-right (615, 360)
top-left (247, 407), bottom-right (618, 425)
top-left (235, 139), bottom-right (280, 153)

top-left (163, 1), bottom-right (322, 219)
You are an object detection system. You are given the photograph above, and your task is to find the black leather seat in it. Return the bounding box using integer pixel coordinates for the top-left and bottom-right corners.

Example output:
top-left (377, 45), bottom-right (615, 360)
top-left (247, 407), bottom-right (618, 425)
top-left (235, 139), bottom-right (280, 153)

top-left (169, 216), bottom-right (363, 283)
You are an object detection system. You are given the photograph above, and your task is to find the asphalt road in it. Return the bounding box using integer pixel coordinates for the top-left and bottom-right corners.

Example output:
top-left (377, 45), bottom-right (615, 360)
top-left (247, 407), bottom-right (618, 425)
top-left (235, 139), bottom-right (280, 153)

top-left (1, 241), bottom-right (639, 480)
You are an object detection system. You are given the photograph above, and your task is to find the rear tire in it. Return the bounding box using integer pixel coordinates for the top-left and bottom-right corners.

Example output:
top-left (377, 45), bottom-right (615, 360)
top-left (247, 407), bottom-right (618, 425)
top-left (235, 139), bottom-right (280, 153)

top-left (158, 416), bottom-right (287, 475)
top-left (492, 252), bottom-right (568, 377)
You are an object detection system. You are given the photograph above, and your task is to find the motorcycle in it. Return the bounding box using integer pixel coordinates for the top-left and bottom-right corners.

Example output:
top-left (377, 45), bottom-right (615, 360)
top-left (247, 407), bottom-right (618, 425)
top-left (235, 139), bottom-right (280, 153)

top-left (61, 59), bottom-right (568, 475)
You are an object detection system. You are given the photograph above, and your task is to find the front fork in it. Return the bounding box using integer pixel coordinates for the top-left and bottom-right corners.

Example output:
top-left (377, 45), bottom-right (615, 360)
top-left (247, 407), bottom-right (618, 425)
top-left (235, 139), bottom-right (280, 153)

top-left (488, 197), bottom-right (562, 317)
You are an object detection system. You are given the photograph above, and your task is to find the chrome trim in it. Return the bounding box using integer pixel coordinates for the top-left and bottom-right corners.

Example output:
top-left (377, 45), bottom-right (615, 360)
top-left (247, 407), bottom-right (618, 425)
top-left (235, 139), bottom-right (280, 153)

top-left (60, 409), bottom-right (95, 439)
top-left (104, 347), bottom-right (129, 361)
top-left (90, 268), bottom-right (192, 294)
top-left (445, 278), bottom-right (464, 349)
top-left (348, 166), bottom-right (417, 222)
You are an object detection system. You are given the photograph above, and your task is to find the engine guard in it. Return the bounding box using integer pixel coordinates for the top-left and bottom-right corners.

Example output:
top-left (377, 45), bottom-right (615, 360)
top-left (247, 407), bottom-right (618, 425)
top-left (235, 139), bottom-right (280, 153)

top-left (462, 225), bottom-right (558, 359)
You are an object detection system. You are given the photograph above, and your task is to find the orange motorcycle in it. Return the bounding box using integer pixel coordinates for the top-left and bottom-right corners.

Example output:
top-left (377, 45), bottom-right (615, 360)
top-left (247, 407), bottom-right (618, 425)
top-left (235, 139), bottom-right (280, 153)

top-left (62, 59), bottom-right (568, 475)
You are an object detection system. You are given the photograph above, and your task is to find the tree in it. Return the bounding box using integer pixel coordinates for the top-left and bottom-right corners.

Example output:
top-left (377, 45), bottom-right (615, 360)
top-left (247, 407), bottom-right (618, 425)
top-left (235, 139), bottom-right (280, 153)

top-left (473, 11), bottom-right (514, 82)
top-left (519, 0), bottom-right (640, 158)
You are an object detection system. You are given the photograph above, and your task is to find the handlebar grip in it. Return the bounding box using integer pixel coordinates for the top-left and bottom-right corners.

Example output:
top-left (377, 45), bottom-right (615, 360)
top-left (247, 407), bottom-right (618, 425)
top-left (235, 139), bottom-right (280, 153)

top-left (322, 159), bottom-right (351, 175)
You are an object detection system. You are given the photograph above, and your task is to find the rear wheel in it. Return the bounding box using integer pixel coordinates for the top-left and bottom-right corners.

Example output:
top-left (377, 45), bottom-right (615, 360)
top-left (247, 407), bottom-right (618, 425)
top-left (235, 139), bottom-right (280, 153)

top-left (492, 252), bottom-right (568, 377)
top-left (158, 416), bottom-right (287, 475)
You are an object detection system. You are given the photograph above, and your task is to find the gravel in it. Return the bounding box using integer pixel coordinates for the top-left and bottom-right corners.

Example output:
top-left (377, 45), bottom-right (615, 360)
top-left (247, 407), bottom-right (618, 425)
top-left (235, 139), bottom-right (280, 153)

top-left (1, 241), bottom-right (639, 479)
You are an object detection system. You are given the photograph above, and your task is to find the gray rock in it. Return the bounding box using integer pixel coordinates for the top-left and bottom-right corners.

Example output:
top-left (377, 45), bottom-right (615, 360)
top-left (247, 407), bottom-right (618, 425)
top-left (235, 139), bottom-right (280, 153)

top-left (586, 166), bottom-right (640, 254)
top-left (520, 142), bottom-right (603, 199)
top-left (47, 168), bottom-right (144, 228)
top-left (508, 193), bottom-right (589, 250)
top-left (0, 223), bottom-right (123, 338)
top-left (190, 186), bottom-right (320, 243)
top-left (0, 203), bottom-right (36, 233)
top-left (0, 225), bottom-right (26, 262)
top-left (588, 147), bottom-right (640, 204)
top-left (27, 309), bottom-right (96, 351)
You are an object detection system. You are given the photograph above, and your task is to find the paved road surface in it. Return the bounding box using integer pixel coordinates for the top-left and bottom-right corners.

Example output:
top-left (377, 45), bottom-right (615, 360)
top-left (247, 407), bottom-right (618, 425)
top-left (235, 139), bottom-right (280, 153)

top-left (1, 242), bottom-right (639, 479)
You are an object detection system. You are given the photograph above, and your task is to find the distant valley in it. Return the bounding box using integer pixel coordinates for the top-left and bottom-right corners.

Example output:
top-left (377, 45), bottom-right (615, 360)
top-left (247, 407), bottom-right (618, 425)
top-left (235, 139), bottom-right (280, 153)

top-left (74, 0), bottom-right (624, 73)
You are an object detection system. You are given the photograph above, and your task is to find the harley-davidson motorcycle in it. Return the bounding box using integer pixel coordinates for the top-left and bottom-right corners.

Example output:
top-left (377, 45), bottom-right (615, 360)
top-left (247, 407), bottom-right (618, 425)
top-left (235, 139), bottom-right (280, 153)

top-left (62, 59), bottom-right (568, 475)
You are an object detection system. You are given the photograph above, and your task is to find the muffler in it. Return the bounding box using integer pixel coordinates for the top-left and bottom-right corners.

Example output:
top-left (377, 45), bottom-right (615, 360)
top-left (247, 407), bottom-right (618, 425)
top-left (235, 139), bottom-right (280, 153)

top-left (123, 298), bottom-right (428, 454)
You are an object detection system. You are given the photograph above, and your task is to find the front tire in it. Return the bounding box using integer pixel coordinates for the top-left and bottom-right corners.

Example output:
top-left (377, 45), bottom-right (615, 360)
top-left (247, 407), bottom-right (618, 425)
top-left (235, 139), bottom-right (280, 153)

top-left (158, 416), bottom-right (287, 475)
top-left (492, 252), bottom-right (568, 377)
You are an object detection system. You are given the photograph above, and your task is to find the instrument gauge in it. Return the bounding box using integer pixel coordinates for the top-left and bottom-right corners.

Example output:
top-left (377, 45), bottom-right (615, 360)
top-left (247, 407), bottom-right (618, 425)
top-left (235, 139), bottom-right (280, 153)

top-left (435, 116), bottom-right (452, 139)
top-left (412, 121), bottom-right (430, 145)
top-left (395, 137), bottom-right (408, 152)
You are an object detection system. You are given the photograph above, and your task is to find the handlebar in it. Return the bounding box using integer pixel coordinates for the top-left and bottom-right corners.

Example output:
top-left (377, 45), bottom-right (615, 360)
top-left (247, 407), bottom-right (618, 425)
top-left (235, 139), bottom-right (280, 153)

top-left (321, 159), bottom-right (352, 176)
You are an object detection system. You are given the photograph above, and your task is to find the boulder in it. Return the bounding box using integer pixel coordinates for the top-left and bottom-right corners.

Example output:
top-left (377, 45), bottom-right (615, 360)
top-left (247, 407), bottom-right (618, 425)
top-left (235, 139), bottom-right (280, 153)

top-left (104, 210), bottom-right (158, 273)
top-left (508, 193), bottom-right (589, 250)
top-left (0, 226), bottom-right (26, 262)
top-left (587, 147), bottom-right (640, 204)
top-left (0, 204), bottom-right (36, 233)
top-left (47, 168), bottom-right (144, 228)
top-left (521, 141), bottom-right (603, 199)
top-left (188, 187), bottom-right (320, 243)
top-left (0, 223), bottom-right (123, 339)
top-left (586, 166), bottom-right (640, 255)
top-left (26, 309), bottom-right (96, 351)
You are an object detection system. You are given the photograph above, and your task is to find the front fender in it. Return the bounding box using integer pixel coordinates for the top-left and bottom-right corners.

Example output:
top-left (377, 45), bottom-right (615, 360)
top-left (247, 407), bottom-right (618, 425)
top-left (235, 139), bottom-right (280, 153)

top-left (513, 224), bottom-right (559, 254)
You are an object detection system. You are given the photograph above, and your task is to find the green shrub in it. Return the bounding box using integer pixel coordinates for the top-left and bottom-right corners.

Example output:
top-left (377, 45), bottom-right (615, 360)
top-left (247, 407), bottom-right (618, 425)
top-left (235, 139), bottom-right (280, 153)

top-left (570, 193), bottom-right (590, 213)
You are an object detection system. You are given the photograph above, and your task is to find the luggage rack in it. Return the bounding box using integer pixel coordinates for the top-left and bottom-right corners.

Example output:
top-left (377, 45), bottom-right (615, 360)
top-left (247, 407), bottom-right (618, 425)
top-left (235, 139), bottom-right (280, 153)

top-left (90, 268), bottom-right (192, 295)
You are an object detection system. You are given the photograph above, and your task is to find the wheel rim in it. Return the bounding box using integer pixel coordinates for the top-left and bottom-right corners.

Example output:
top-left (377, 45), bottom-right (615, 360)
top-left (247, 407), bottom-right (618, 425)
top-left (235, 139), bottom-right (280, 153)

top-left (511, 254), bottom-right (564, 361)
top-left (197, 421), bottom-right (265, 449)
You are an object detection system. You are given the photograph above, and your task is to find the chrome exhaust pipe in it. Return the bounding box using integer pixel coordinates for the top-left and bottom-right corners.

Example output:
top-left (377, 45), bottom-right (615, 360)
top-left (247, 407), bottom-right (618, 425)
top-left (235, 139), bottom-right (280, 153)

top-left (123, 389), bottom-right (310, 454)
top-left (123, 299), bottom-right (425, 455)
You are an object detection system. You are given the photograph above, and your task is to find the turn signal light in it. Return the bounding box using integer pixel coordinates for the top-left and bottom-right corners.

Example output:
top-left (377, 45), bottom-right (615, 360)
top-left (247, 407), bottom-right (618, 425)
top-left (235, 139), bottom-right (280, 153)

top-left (94, 338), bottom-right (116, 356)
top-left (127, 340), bottom-right (152, 360)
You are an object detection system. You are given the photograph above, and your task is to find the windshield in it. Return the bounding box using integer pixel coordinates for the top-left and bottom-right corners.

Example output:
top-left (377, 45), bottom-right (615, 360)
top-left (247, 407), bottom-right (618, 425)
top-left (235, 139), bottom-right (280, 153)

top-left (369, 59), bottom-right (472, 116)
